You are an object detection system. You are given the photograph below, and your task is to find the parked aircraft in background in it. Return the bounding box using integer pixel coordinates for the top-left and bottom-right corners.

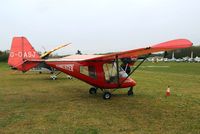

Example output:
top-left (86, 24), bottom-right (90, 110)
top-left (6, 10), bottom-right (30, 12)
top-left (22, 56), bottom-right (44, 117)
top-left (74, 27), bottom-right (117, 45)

top-left (194, 57), bottom-right (200, 62)
top-left (8, 37), bottom-right (192, 99)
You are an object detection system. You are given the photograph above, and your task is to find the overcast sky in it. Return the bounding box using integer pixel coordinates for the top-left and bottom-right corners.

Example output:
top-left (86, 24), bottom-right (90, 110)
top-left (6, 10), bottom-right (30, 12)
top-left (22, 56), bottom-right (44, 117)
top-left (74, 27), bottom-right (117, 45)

top-left (1, 0), bottom-right (200, 55)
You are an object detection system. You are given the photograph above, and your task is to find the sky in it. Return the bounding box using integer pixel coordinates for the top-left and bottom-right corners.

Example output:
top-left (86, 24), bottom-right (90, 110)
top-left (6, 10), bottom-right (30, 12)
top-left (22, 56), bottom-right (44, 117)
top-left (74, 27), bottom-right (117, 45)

top-left (0, 0), bottom-right (200, 55)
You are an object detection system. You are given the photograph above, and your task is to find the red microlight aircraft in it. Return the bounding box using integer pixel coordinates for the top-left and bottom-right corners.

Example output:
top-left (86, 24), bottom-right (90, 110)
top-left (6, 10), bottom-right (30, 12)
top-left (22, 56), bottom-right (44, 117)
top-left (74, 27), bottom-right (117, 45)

top-left (8, 37), bottom-right (192, 99)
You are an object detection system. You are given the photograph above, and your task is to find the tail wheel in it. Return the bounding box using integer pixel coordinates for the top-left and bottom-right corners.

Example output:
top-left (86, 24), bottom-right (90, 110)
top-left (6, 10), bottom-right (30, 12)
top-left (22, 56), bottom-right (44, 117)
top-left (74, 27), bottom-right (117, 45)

top-left (103, 92), bottom-right (111, 100)
top-left (89, 88), bottom-right (97, 94)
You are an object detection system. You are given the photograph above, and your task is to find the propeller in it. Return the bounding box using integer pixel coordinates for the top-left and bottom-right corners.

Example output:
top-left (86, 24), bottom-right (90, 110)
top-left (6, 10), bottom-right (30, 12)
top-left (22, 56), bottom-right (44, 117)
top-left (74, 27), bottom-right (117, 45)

top-left (40, 42), bottom-right (72, 59)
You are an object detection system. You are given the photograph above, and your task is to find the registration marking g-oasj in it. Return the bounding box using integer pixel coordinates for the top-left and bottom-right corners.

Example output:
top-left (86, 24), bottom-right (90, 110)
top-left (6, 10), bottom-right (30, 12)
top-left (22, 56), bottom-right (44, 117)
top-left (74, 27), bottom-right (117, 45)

top-left (10, 51), bottom-right (36, 58)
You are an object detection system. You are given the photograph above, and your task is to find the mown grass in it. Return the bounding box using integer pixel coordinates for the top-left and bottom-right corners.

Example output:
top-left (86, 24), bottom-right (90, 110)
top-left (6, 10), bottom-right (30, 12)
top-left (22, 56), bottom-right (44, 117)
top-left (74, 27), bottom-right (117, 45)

top-left (0, 62), bottom-right (200, 134)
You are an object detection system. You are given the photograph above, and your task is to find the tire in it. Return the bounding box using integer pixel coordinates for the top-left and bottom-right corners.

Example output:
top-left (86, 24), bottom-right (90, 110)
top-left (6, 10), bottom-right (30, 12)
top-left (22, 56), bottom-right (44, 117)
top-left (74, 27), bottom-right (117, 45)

top-left (51, 75), bottom-right (57, 80)
top-left (89, 88), bottom-right (97, 94)
top-left (103, 92), bottom-right (111, 100)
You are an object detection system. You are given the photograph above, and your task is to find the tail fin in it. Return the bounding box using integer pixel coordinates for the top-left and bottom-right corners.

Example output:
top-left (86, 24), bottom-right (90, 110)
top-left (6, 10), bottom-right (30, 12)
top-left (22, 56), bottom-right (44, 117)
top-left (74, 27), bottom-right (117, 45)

top-left (8, 37), bottom-right (42, 72)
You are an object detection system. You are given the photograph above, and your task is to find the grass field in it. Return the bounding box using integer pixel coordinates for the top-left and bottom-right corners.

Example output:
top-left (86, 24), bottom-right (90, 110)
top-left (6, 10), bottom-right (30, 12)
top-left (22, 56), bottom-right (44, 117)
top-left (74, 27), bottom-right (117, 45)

top-left (0, 62), bottom-right (200, 134)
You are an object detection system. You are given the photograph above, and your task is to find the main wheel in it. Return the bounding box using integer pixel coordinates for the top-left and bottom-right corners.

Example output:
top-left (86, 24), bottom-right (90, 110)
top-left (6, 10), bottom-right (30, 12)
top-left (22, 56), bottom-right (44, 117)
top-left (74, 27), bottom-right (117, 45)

top-left (89, 88), bottom-right (97, 94)
top-left (103, 92), bottom-right (111, 100)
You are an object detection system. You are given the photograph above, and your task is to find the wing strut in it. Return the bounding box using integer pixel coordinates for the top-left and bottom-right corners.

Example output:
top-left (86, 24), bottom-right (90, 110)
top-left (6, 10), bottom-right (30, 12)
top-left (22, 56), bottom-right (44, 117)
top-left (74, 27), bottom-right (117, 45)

top-left (119, 53), bottom-right (151, 87)
top-left (115, 55), bottom-right (120, 87)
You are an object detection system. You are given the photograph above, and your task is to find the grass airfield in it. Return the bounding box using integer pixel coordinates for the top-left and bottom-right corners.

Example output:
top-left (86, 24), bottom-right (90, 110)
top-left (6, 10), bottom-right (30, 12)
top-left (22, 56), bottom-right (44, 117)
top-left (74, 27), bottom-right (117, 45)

top-left (0, 62), bottom-right (200, 134)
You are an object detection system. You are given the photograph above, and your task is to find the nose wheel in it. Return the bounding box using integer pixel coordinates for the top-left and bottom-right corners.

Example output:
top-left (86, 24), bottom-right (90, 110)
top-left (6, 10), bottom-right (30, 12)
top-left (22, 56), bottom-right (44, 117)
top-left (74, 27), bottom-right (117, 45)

top-left (128, 87), bottom-right (134, 96)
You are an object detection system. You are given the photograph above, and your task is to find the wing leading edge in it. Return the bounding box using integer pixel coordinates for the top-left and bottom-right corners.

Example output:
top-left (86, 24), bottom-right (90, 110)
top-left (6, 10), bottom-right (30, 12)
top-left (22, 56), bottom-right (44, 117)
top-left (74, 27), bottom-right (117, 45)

top-left (82, 39), bottom-right (192, 61)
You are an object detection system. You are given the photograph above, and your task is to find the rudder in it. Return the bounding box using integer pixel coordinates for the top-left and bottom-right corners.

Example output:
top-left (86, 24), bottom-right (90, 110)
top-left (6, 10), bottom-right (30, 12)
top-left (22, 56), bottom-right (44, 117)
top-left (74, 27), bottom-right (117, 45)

top-left (8, 37), bottom-right (41, 72)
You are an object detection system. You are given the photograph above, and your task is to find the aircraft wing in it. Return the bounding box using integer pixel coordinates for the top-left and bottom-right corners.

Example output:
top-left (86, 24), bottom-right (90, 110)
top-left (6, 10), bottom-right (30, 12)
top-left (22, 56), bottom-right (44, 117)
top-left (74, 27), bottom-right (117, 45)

top-left (82, 39), bottom-right (192, 61)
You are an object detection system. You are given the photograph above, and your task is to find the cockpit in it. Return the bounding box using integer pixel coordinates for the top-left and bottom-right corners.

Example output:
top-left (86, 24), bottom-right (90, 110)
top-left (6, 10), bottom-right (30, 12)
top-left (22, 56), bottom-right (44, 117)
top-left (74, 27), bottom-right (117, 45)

top-left (103, 62), bottom-right (128, 84)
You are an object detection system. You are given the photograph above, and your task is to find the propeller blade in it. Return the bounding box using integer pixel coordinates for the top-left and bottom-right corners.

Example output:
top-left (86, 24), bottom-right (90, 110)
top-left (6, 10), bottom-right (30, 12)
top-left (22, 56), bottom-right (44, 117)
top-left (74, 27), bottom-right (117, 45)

top-left (40, 42), bottom-right (72, 58)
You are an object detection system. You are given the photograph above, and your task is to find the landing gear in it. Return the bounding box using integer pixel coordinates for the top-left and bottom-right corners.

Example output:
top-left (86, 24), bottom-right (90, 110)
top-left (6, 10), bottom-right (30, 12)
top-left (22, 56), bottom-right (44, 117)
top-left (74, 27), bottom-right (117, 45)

top-left (51, 75), bottom-right (57, 80)
top-left (103, 92), bottom-right (111, 100)
top-left (89, 87), bottom-right (97, 94)
top-left (67, 75), bottom-right (73, 79)
top-left (89, 87), bottom-right (135, 99)
top-left (89, 88), bottom-right (112, 100)
top-left (50, 72), bottom-right (61, 80)
top-left (128, 87), bottom-right (134, 96)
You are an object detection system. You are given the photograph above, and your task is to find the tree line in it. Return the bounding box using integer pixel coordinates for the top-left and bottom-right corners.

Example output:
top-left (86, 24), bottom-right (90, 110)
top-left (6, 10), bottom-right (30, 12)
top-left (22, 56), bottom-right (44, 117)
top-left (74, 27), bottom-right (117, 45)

top-left (0, 50), bottom-right (9, 62)
top-left (165, 46), bottom-right (200, 59)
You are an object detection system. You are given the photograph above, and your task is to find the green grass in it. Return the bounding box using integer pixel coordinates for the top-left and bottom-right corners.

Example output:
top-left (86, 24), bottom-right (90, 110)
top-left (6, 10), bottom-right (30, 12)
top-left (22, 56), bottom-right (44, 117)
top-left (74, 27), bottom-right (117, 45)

top-left (0, 62), bottom-right (200, 134)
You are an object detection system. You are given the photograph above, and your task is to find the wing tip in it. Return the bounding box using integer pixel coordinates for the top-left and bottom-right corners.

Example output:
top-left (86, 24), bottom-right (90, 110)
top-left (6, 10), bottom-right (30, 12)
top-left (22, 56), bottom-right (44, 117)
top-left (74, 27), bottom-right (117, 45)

top-left (151, 38), bottom-right (193, 49)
